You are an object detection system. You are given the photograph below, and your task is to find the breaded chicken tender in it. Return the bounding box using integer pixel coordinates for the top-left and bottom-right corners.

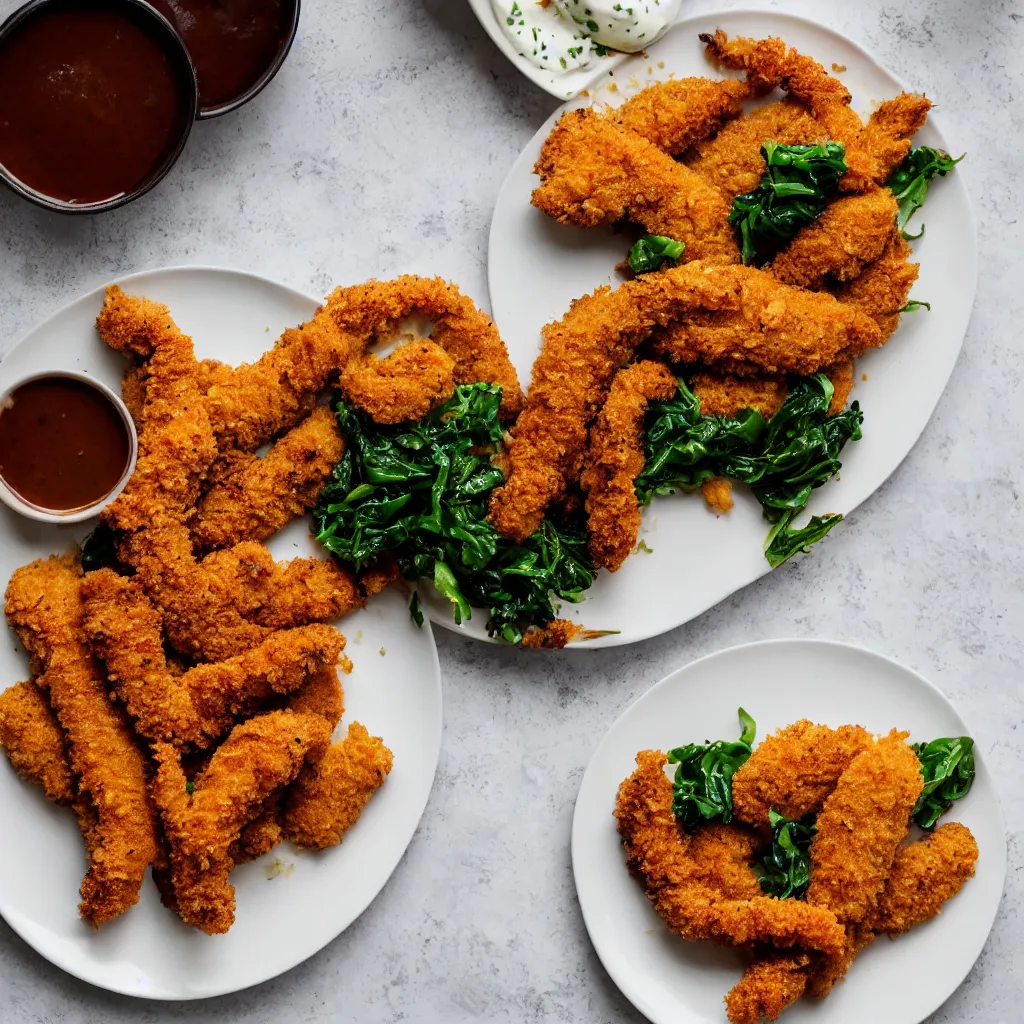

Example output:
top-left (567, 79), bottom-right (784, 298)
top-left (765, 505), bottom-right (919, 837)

top-left (702, 32), bottom-right (929, 192)
top-left (231, 801), bottom-right (284, 864)
top-left (490, 262), bottom-right (877, 541)
top-left (532, 108), bottom-right (741, 265)
top-left (82, 569), bottom-right (345, 745)
top-left (152, 710), bottom-right (331, 934)
top-left (282, 722), bottom-right (393, 850)
top-left (824, 359), bottom-right (855, 414)
top-left (191, 406), bottom-right (344, 550)
top-left (769, 189), bottom-right (899, 289)
top-left (685, 100), bottom-right (821, 202)
top-left (615, 750), bottom-right (845, 953)
top-left (725, 952), bottom-right (812, 1024)
top-left (732, 720), bottom-right (873, 828)
top-left (325, 276), bottom-right (522, 418)
top-left (866, 822), bottom-right (979, 936)
top-left (614, 76), bottom-right (749, 155)
top-left (691, 370), bottom-right (789, 418)
top-left (5, 556), bottom-right (158, 926)
top-left (285, 665), bottom-right (345, 728)
top-left (833, 231), bottom-right (919, 342)
top-left (0, 680), bottom-right (76, 804)
top-left (340, 339), bottom-right (456, 424)
top-left (580, 361), bottom-right (677, 571)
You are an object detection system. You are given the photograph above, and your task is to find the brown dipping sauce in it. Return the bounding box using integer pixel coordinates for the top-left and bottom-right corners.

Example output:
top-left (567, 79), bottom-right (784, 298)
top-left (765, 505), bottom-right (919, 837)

top-left (0, 1), bottom-right (192, 204)
top-left (0, 376), bottom-right (131, 512)
top-left (149, 0), bottom-right (291, 111)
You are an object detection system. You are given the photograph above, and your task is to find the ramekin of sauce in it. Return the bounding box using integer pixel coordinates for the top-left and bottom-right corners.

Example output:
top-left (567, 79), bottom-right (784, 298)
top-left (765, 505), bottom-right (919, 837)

top-left (0, 0), bottom-right (198, 213)
top-left (0, 371), bottom-right (137, 523)
top-left (148, 0), bottom-right (300, 118)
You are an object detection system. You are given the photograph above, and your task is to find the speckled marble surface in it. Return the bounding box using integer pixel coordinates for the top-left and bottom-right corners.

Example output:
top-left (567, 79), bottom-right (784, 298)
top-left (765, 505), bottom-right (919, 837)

top-left (0, 0), bottom-right (1021, 1021)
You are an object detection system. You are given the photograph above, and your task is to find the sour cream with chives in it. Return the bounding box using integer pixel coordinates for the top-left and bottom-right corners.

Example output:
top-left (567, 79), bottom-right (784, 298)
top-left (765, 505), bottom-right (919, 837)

top-left (491, 0), bottom-right (680, 76)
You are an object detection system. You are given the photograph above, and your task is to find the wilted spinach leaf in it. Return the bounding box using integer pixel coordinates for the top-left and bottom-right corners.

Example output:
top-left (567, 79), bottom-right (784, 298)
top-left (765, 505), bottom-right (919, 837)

top-left (627, 235), bottom-right (686, 275)
top-left (912, 736), bottom-right (976, 829)
top-left (887, 146), bottom-right (963, 239)
top-left (757, 809), bottom-right (817, 899)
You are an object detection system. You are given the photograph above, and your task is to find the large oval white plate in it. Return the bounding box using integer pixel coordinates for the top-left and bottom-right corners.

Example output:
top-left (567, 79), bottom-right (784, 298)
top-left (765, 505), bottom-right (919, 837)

top-left (0, 267), bottom-right (443, 999)
top-left (476, 10), bottom-right (977, 648)
top-left (571, 640), bottom-right (1006, 1024)
top-left (466, 0), bottom-right (635, 100)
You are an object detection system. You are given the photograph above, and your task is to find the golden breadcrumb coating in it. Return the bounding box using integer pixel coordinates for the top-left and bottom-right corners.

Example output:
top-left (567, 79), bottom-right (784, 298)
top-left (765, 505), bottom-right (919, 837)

top-left (833, 231), bottom-right (919, 342)
top-left (580, 360), bottom-right (677, 571)
top-left (0, 680), bottom-right (76, 805)
top-left (701, 476), bottom-right (735, 513)
top-left (532, 108), bottom-right (741, 265)
top-left (340, 339), bottom-right (456, 424)
top-left (285, 665), bottom-right (345, 729)
top-left (732, 720), bottom-right (873, 828)
top-left (5, 556), bottom-right (158, 926)
top-left (769, 189), bottom-right (899, 289)
top-left (613, 75), bottom-right (749, 155)
top-left (192, 406), bottom-right (344, 550)
top-left (152, 711), bottom-right (331, 934)
top-left (692, 371), bottom-right (789, 419)
top-left (230, 800), bottom-right (284, 864)
top-left (615, 749), bottom-right (845, 953)
top-left (685, 100), bottom-right (821, 203)
top-left (867, 822), bottom-right (979, 936)
top-left (825, 359), bottom-right (855, 414)
top-left (282, 722), bottom-right (393, 850)
top-left (725, 952), bottom-right (812, 1024)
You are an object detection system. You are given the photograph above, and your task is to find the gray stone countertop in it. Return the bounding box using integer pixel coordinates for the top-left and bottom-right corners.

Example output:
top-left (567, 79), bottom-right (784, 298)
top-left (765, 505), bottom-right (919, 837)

top-left (0, 0), bottom-right (1021, 1021)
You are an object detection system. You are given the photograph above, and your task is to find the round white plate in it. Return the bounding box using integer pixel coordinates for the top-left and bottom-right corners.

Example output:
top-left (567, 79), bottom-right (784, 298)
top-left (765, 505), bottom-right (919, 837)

top-left (478, 9), bottom-right (977, 648)
top-left (466, 0), bottom-right (636, 100)
top-left (0, 267), bottom-right (444, 999)
top-left (571, 640), bottom-right (1006, 1024)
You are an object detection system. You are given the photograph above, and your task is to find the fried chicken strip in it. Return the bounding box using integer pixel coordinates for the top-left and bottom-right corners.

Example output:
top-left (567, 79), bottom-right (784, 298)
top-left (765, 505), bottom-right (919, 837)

top-left (614, 76), bottom-right (749, 155)
top-left (5, 556), bottom-right (157, 926)
top-left (152, 710), bottom-right (331, 933)
top-left (580, 360), bottom-right (676, 571)
top-left (533, 108), bottom-right (740, 265)
top-left (281, 722), bottom-right (393, 850)
top-left (769, 189), bottom-right (899, 289)
top-left (490, 262), bottom-right (878, 541)
top-left (691, 370), bottom-right (789, 419)
top-left (339, 339), bottom-right (456, 424)
top-left (702, 32), bottom-right (931, 191)
top-left (832, 231), bottom-right (919, 342)
top-left (0, 680), bottom-right (76, 804)
top-left (82, 569), bottom-right (345, 745)
top-left (615, 750), bottom-right (845, 953)
top-left (685, 100), bottom-right (821, 203)
top-left (725, 951), bottom-right (813, 1024)
top-left (731, 720), bottom-right (873, 829)
top-left (191, 406), bottom-right (344, 551)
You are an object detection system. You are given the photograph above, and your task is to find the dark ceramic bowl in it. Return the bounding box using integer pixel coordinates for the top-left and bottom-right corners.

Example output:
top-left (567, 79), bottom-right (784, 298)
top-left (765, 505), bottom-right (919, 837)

top-left (0, 0), bottom-right (198, 215)
top-left (195, 0), bottom-right (300, 120)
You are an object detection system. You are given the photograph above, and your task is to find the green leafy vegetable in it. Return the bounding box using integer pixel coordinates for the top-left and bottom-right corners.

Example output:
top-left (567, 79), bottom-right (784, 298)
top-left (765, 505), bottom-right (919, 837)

top-left (911, 736), bottom-right (976, 829)
top-left (887, 146), bottom-right (963, 239)
top-left (757, 810), bottom-right (817, 899)
top-left (312, 383), bottom-right (596, 645)
top-left (185, 780), bottom-right (195, 796)
top-left (667, 708), bottom-right (756, 830)
top-left (627, 234), bottom-right (686, 275)
top-left (80, 523), bottom-right (120, 573)
top-left (409, 592), bottom-right (424, 628)
top-left (636, 375), bottom-right (863, 565)
top-left (729, 141), bottom-right (848, 264)
top-left (899, 300), bottom-right (932, 313)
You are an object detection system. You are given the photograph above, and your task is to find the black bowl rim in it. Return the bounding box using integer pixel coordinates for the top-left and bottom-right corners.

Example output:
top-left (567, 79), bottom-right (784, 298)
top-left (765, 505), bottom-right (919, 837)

top-left (196, 0), bottom-right (301, 120)
top-left (0, 0), bottom-right (199, 215)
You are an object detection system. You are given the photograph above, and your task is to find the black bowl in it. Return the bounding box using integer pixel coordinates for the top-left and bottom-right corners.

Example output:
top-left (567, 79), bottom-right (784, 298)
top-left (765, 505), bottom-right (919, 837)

top-left (195, 0), bottom-right (300, 120)
top-left (0, 0), bottom-right (198, 214)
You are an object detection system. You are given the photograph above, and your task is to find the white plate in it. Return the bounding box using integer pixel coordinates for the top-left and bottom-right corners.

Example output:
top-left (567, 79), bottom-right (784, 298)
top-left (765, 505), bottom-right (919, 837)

top-left (476, 9), bottom-right (977, 648)
top-left (570, 640), bottom-right (1006, 1024)
top-left (466, 0), bottom-right (635, 100)
top-left (0, 267), bottom-right (444, 999)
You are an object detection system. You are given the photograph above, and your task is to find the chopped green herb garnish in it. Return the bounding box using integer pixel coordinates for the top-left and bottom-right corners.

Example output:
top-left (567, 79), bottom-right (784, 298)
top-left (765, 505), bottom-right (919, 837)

top-left (899, 299), bottom-right (931, 313)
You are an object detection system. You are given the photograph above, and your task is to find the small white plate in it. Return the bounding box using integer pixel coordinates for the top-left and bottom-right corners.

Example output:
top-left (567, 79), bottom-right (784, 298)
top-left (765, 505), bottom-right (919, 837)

top-left (571, 640), bottom-right (1006, 1024)
top-left (0, 267), bottom-right (444, 999)
top-left (471, 9), bottom-right (978, 648)
top-left (466, 0), bottom-right (635, 100)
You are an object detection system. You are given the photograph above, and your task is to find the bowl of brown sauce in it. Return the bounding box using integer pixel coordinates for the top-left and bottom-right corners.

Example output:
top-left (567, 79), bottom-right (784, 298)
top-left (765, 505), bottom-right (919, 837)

top-left (148, 0), bottom-right (300, 119)
top-left (0, 0), bottom-right (198, 213)
top-left (0, 371), bottom-right (138, 523)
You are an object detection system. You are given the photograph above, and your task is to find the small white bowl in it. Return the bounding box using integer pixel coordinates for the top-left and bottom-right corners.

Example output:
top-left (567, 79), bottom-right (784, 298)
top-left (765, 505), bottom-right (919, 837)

top-left (0, 370), bottom-right (138, 524)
